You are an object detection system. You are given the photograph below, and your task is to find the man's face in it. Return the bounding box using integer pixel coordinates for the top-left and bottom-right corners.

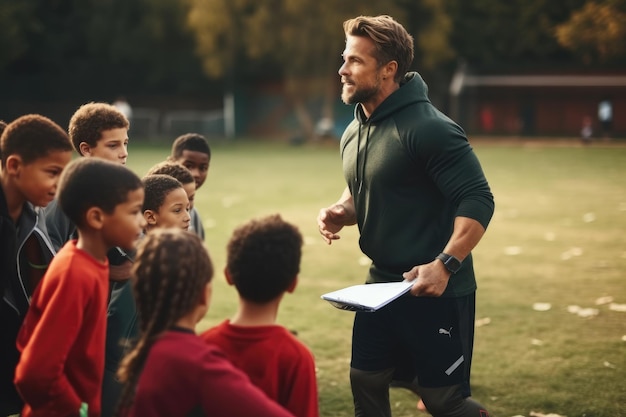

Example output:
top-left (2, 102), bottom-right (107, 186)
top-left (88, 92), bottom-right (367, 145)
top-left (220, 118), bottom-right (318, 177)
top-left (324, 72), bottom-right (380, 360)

top-left (339, 35), bottom-right (383, 106)
top-left (81, 128), bottom-right (129, 165)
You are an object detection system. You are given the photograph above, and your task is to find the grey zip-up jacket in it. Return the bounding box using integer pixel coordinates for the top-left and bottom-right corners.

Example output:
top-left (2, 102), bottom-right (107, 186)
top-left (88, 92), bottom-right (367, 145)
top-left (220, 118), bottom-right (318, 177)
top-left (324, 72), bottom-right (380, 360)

top-left (1, 189), bottom-right (56, 413)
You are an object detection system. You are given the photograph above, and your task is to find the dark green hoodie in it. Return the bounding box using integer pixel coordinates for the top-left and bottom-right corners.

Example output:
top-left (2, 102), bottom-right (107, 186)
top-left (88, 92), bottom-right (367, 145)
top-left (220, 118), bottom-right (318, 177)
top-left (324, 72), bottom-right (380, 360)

top-left (340, 72), bottom-right (494, 297)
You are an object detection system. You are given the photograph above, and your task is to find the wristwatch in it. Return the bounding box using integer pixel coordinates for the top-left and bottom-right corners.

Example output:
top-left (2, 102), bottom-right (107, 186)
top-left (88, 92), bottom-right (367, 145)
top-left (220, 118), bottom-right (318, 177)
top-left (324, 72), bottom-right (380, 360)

top-left (436, 253), bottom-right (462, 274)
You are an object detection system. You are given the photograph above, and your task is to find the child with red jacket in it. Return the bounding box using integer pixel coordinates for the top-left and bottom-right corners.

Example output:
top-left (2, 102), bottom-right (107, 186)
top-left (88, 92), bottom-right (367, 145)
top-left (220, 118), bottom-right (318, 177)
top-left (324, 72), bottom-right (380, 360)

top-left (15, 158), bottom-right (145, 417)
top-left (115, 228), bottom-right (294, 417)
top-left (201, 214), bottom-right (319, 417)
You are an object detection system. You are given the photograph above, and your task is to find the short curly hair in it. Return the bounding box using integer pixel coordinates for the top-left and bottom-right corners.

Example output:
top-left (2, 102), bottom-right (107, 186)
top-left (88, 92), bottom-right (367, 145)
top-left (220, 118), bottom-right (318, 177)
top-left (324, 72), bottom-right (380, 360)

top-left (142, 174), bottom-right (184, 213)
top-left (68, 102), bottom-right (129, 155)
top-left (1, 114), bottom-right (72, 168)
top-left (146, 161), bottom-right (194, 186)
top-left (58, 158), bottom-right (143, 227)
top-left (169, 133), bottom-right (211, 160)
top-left (226, 214), bottom-right (302, 303)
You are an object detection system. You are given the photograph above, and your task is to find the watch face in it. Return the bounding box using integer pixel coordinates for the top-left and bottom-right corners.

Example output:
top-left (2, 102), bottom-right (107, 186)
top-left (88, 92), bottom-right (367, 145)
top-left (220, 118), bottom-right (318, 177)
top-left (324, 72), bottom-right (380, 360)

top-left (437, 253), bottom-right (461, 273)
top-left (446, 256), bottom-right (461, 272)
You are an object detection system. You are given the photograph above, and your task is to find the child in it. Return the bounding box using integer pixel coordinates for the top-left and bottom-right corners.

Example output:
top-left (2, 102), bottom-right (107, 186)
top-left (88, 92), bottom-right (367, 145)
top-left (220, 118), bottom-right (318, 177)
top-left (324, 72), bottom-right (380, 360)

top-left (167, 133), bottom-right (211, 240)
top-left (15, 157), bottom-right (145, 417)
top-left (43, 103), bottom-right (135, 417)
top-left (200, 214), bottom-right (319, 417)
top-left (0, 114), bottom-right (73, 416)
top-left (142, 174), bottom-right (191, 232)
top-left (116, 228), bottom-right (294, 417)
top-left (102, 173), bottom-right (191, 416)
top-left (45, 101), bottom-right (132, 279)
top-left (146, 161), bottom-right (196, 211)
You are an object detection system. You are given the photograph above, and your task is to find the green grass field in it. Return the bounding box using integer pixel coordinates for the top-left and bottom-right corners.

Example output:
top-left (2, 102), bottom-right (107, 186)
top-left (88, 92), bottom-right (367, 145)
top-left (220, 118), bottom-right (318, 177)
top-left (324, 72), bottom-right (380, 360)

top-left (127, 139), bottom-right (626, 417)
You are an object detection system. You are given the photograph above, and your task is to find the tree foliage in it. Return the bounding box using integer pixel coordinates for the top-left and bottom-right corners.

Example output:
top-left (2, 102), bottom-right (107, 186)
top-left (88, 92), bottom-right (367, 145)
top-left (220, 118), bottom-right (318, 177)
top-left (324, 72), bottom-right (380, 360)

top-left (445, 0), bottom-right (589, 68)
top-left (0, 0), bottom-right (211, 100)
top-left (555, 0), bottom-right (626, 63)
top-left (2, 0), bottom-right (625, 128)
top-left (184, 0), bottom-right (453, 138)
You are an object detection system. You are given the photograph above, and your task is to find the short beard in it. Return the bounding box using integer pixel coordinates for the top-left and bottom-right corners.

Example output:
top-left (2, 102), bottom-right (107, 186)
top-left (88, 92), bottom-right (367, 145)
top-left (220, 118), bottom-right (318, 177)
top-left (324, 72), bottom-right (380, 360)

top-left (341, 74), bottom-right (381, 105)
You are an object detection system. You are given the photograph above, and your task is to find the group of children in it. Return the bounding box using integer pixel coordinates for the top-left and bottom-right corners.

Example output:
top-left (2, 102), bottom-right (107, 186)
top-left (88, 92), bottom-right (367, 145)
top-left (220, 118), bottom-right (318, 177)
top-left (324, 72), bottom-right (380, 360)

top-left (0, 103), bottom-right (318, 417)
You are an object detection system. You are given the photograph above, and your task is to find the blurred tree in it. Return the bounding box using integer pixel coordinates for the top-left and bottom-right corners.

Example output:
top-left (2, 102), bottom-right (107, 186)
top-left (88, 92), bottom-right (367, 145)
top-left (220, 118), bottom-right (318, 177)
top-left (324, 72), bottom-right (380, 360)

top-left (0, 1), bottom-right (36, 71)
top-left (185, 0), bottom-right (453, 140)
top-left (446, 0), bottom-right (587, 69)
top-left (555, 0), bottom-right (626, 64)
top-left (0, 0), bottom-right (211, 101)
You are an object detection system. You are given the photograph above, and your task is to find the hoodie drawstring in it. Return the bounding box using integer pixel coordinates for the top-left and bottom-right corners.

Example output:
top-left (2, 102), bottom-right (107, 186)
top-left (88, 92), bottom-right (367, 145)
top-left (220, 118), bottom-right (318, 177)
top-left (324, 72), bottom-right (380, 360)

top-left (355, 122), bottom-right (371, 195)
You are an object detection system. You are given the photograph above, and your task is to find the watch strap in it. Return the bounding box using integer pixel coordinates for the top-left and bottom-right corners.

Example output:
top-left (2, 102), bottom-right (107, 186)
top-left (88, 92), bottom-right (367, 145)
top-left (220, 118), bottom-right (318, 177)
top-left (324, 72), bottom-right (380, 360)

top-left (436, 252), bottom-right (462, 274)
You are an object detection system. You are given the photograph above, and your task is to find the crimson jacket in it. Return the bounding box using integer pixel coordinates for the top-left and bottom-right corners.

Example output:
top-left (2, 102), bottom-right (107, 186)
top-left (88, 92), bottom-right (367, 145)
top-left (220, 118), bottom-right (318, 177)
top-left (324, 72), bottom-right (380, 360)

top-left (129, 328), bottom-right (295, 417)
top-left (16, 241), bottom-right (109, 417)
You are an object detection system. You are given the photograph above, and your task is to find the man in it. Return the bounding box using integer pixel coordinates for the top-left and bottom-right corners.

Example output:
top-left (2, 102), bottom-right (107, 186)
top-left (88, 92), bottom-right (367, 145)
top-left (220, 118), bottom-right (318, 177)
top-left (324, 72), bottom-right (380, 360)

top-left (317, 15), bottom-right (494, 417)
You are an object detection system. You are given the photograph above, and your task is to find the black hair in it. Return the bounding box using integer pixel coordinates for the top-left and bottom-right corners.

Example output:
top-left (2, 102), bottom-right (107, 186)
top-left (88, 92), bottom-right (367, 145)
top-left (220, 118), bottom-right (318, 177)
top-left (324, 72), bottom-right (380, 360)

top-left (226, 214), bottom-right (302, 303)
top-left (116, 229), bottom-right (213, 414)
top-left (58, 158), bottom-right (143, 227)
top-left (1, 114), bottom-right (72, 168)
top-left (142, 174), bottom-right (184, 213)
top-left (170, 133), bottom-right (211, 159)
top-left (146, 161), bottom-right (194, 185)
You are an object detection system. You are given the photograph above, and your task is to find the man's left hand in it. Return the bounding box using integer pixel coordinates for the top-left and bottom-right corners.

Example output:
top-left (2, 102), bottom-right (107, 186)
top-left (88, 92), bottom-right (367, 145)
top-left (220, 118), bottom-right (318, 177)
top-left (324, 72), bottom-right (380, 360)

top-left (403, 260), bottom-right (450, 297)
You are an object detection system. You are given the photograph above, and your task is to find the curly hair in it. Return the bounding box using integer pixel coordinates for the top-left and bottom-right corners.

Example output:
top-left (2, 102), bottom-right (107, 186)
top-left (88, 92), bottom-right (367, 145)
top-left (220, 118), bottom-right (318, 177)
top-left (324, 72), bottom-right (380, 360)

top-left (226, 214), bottom-right (302, 303)
top-left (1, 114), bottom-right (72, 168)
top-left (146, 161), bottom-right (194, 186)
top-left (68, 102), bottom-right (129, 154)
top-left (141, 174), bottom-right (183, 213)
top-left (58, 158), bottom-right (143, 227)
top-left (169, 133), bottom-right (211, 160)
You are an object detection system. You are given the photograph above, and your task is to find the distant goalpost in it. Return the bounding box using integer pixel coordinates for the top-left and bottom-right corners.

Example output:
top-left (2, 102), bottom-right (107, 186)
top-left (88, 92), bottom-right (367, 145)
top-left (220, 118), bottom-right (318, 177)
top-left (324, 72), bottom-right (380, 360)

top-left (131, 93), bottom-right (234, 141)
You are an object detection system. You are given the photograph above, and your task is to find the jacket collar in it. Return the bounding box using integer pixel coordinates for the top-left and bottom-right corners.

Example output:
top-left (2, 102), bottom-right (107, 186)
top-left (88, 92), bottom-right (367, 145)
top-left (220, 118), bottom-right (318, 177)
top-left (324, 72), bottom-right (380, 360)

top-left (355, 72), bottom-right (431, 124)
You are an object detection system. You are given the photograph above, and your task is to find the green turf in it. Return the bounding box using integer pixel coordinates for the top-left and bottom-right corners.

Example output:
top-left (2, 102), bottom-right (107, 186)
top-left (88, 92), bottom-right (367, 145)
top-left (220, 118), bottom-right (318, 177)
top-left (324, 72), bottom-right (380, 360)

top-left (127, 139), bottom-right (626, 417)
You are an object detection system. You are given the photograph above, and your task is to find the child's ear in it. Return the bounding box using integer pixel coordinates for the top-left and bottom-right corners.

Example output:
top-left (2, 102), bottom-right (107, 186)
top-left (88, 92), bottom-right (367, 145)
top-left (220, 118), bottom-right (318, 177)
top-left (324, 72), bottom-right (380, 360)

top-left (224, 267), bottom-right (234, 286)
top-left (286, 276), bottom-right (298, 294)
top-left (78, 142), bottom-right (92, 157)
top-left (4, 155), bottom-right (23, 176)
top-left (85, 207), bottom-right (105, 230)
top-left (143, 210), bottom-right (157, 226)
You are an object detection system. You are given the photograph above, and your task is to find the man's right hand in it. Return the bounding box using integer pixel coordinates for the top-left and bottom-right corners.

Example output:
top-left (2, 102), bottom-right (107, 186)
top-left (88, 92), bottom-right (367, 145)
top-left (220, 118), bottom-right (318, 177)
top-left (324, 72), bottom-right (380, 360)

top-left (317, 203), bottom-right (356, 245)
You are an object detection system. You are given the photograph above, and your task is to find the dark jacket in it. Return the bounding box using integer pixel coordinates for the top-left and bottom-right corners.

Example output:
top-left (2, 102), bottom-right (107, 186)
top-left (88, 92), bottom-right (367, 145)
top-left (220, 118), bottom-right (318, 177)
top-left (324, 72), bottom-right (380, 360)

top-left (340, 72), bottom-right (495, 296)
top-left (1, 188), bottom-right (56, 415)
top-left (101, 279), bottom-right (138, 417)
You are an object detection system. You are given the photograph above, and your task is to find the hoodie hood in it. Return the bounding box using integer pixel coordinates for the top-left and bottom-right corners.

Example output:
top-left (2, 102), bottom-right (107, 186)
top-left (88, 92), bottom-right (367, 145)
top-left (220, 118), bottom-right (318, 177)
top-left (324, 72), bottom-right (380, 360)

top-left (355, 72), bottom-right (431, 124)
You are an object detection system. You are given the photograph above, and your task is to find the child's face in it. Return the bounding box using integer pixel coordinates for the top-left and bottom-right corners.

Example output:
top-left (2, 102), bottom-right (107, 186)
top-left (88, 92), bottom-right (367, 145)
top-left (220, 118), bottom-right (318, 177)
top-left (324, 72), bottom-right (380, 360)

top-left (102, 188), bottom-right (146, 250)
top-left (174, 150), bottom-right (209, 190)
top-left (153, 187), bottom-right (191, 231)
top-left (13, 150), bottom-right (73, 207)
top-left (182, 181), bottom-right (196, 210)
top-left (81, 128), bottom-right (129, 165)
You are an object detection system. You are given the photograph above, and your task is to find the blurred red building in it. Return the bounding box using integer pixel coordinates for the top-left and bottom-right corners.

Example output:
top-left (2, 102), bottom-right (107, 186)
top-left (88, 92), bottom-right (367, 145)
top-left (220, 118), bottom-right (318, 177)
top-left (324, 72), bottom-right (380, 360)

top-left (450, 67), bottom-right (626, 138)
